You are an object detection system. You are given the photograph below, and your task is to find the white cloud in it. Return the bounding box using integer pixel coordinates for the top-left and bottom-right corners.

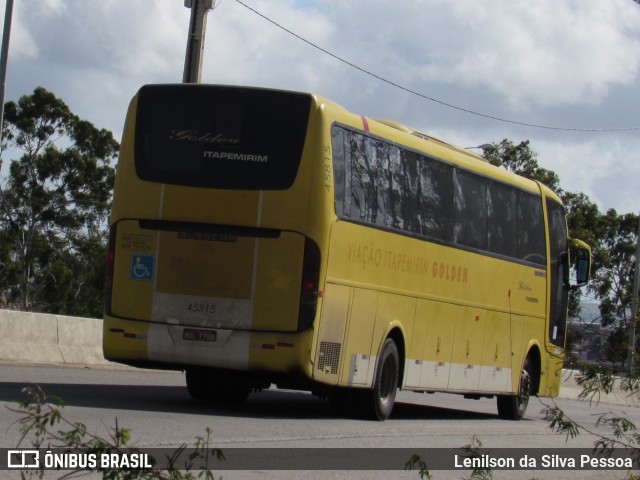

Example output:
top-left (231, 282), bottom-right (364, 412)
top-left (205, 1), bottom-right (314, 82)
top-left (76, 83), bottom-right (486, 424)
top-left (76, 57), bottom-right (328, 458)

top-left (11, 1), bottom-right (186, 80)
top-left (304, 1), bottom-right (640, 111)
top-left (3, 0), bottom-right (640, 214)
top-left (202, 1), bottom-right (339, 90)
top-left (538, 139), bottom-right (640, 214)
top-left (9, 1), bottom-right (40, 59)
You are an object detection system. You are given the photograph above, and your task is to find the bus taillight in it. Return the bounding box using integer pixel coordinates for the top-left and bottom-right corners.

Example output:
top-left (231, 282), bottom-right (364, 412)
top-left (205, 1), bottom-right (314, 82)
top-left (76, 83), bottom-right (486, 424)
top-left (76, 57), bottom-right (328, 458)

top-left (298, 238), bottom-right (320, 331)
top-left (104, 224), bottom-right (117, 315)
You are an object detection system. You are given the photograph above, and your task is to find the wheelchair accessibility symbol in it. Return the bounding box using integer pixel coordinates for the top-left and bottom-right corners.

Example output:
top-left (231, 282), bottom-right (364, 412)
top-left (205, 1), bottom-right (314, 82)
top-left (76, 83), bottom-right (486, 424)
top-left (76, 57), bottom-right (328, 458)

top-left (131, 254), bottom-right (154, 281)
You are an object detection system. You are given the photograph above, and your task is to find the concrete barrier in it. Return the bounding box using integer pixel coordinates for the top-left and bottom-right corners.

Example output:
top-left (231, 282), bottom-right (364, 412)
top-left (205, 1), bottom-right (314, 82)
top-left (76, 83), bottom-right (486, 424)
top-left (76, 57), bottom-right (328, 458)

top-left (558, 369), bottom-right (639, 407)
top-left (57, 315), bottom-right (109, 365)
top-left (0, 309), bottom-right (638, 406)
top-left (0, 310), bottom-right (63, 364)
top-left (0, 309), bottom-right (111, 367)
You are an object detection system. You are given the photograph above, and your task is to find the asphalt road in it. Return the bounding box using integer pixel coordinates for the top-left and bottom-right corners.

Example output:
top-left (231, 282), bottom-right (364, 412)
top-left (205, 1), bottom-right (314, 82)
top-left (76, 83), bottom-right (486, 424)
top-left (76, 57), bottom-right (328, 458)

top-left (1, 363), bottom-right (639, 480)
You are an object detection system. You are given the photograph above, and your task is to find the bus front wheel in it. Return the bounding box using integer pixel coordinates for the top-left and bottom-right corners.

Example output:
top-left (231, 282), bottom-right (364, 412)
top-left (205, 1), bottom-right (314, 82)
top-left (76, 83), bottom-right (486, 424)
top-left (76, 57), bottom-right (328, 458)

top-left (497, 357), bottom-right (533, 420)
top-left (364, 338), bottom-right (399, 421)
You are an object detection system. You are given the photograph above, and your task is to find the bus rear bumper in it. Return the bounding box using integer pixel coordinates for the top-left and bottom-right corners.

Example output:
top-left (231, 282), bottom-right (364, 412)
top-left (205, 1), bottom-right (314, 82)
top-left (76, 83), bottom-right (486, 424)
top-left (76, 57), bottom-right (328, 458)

top-left (103, 314), bottom-right (314, 377)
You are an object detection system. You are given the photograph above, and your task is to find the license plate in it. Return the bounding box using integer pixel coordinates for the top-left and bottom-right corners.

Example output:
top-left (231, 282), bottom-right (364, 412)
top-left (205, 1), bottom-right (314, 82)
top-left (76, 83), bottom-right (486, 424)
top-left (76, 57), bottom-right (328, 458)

top-left (182, 328), bottom-right (217, 342)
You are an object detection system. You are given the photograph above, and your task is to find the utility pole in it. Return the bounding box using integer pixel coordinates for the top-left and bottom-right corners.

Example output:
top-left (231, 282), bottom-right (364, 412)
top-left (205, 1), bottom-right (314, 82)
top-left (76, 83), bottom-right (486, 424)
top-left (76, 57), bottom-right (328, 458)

top-left (0, 0), bottom-right (14, 142)
top-left (183, 0), bottom-right (214, 84)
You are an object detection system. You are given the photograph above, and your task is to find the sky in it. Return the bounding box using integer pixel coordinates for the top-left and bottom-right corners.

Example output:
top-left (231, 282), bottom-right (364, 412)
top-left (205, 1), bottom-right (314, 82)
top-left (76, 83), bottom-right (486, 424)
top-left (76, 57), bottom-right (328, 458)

top-left (2, 0), bottom-right (640, 214)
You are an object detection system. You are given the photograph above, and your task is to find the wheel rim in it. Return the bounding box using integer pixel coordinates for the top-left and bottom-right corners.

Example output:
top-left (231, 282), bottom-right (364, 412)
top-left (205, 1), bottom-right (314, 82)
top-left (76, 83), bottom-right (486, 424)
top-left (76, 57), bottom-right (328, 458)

top-left (517, 368), bottom-right (532, 409)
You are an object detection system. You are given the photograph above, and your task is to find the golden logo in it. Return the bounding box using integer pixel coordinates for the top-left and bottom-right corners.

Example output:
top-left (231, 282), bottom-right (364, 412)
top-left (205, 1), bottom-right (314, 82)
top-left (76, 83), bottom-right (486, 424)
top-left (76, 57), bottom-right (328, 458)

top-left (169, 129), bottom-right (240, 145)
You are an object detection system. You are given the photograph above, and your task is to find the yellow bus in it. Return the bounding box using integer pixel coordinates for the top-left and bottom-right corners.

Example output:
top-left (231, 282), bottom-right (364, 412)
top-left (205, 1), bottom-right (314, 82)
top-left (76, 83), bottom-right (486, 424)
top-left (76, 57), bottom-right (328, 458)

top-left (103, 84), bottom-right (591, 420)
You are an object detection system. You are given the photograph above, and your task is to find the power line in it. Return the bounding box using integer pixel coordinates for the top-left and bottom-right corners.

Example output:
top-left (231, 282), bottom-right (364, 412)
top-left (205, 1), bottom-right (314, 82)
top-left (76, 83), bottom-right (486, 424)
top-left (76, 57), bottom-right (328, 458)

top-left (234, 0), bottom-right (640, 133)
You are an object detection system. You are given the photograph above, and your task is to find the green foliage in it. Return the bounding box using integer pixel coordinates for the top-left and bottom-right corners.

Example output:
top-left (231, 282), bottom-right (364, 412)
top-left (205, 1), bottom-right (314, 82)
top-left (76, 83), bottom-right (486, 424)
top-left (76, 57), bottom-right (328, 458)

top-left (573, 207), bottom-right (639, 360)
top-left (561, 192), bottom-right (602, 255)
top-left (575, 363), bottom-right (616, 402)
top-left (594, 413), bottom-right (640, 453)
top-left (8, 385), bottom-right (222, 479)
top-left (404, 436), bottom-right (493, 480)
top-left (461, 436), bottom-right (492, 480)
top-left (605, 327), bottom-right (629, 365)
top-left (590, 210), bottom-right (639, 328)
top-left (0, 87), bottom-right (117, 315)
top-left (482, 139), bottom-right (561, 192)
top-left (541, 402), bottom-right (581, 441)
top-left (541, 362), bottom-right (640, 480)
top-left (404, 454), bottom-right (432, 480)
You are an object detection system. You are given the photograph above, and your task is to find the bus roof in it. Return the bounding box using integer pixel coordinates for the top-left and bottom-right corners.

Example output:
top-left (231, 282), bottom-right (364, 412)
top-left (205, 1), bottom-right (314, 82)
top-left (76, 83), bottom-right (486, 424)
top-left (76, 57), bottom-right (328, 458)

top-left (311, 92), bottom-right (549, 199)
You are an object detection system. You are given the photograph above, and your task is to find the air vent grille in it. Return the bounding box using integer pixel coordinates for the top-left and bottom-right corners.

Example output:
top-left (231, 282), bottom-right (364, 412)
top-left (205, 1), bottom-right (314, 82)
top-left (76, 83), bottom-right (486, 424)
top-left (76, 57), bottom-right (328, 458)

top-left (317, 341), bottom-right (341, 375)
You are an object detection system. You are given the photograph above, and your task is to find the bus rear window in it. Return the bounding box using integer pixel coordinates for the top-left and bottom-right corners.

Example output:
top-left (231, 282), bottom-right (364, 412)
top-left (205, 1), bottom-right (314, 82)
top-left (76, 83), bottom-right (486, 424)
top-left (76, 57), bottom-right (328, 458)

top-left (134, 84), bottom-right (312, 190)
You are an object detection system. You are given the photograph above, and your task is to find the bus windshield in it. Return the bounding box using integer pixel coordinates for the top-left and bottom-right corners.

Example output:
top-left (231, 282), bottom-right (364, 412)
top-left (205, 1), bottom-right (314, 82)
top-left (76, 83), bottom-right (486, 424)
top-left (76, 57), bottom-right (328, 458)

top-left (134, 84), bottom-right (311, 190)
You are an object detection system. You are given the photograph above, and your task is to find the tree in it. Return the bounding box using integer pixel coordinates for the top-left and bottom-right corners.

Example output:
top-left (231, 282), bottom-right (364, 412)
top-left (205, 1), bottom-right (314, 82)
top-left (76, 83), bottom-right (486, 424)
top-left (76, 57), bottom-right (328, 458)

top-left (591, 210), bottom-right (639, 328)
top-left (0, 87), bottom-right (118, 316)
top-left (588, 209), bottom-right (639, 365)
top-left (482, 138), bottom-right (561, 192)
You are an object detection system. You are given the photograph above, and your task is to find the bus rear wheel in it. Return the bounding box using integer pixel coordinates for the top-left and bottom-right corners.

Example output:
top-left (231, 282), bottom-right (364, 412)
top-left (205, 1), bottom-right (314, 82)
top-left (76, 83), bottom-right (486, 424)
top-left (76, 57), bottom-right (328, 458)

top-left (363, 338), bottom-right (399, 421)
top-left (185, 368), bottom-right (251, 404)
top-left (497, 357), bottom-right (533, 420)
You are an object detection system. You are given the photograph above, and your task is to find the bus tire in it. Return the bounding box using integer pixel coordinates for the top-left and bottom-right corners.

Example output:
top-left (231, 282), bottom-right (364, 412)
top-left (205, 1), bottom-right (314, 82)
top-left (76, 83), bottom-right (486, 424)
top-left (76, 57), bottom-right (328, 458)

top-left (497, 356), bottom-right (533, 420)
top-left (186, 368), bottom-right (251, 404)
top-left (365, 338), bottom-right (399, 421)
top-left (186, 368), bottom-right (212, 400)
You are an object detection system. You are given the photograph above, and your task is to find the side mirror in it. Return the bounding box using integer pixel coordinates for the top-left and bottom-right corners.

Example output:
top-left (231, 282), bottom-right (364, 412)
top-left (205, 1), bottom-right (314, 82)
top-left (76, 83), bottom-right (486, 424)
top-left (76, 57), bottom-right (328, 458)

top-left (569, 239), bottom-right (591, 290)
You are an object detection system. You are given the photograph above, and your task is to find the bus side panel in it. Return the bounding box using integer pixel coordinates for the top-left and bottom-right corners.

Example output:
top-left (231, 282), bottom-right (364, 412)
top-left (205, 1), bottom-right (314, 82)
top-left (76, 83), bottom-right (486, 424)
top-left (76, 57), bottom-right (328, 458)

top-left (479, 310), bottom-right (512, 393)
top-left (313, 283), bottom-right (350, 385)
top-left (544, 353), bottom-right (563, 397)
top-left (247, 329), bottom-right (315, 376)
top-left (405, 300), bottom-right (428, 388)
top-left (337, 289), bottom-right (416, 389)
top-left (344, 288), bottom-right (378, 386)
top-left (324, 220), bottom-right (553, 396)
top-left (417, 301), bottom-right (456, 389)
top-left (372, 293), bottom-right (415, 381)
top-left (325, 221), bottom-right (542, 316)
top-left (448, 307), bottom-right (487, 391)
top-left (509, 315), bottom-right (543, 395)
